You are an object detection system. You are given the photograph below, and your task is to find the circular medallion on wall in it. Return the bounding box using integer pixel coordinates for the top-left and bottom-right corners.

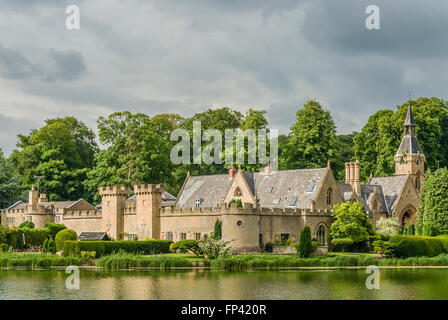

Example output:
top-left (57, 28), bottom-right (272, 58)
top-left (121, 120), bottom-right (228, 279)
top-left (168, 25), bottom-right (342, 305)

top-left (236, 220), bottom-right (243, 227)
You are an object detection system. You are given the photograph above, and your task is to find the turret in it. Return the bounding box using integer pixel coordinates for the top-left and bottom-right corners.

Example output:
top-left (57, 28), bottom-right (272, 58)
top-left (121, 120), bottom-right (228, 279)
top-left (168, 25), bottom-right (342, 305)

top-left (99, 186), bottom-right (128, 240)
top-left (133, 184), bottom-right (163, 240)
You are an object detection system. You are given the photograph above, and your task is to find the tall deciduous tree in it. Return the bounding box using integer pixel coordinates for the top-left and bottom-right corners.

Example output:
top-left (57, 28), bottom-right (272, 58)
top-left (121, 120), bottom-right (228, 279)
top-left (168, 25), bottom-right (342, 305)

top-left (0, 148), bottom-right (22, 208)
top-left (354, 97), bottom-right (448, 180)
top-left (417, 168), bottom-right (448, 236)
top-left (9, 117), bottom-right (98, 201)
top-left (284, 100), bottom-right (340, 170)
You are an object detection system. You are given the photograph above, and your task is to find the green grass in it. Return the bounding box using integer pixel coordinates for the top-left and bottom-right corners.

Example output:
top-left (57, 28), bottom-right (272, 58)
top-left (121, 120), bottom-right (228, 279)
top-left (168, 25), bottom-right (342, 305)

top-left (96, 252), bottom-right (193, 270)
top-left (0, 252), bottom-right (80, 268)
top-left (211, 254), bottom-right (448, 271)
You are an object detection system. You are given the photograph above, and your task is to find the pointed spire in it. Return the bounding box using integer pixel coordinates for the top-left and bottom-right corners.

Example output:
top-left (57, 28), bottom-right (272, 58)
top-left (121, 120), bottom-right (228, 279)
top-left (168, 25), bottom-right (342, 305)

top-left (404, 103), bottom-right (416, 128)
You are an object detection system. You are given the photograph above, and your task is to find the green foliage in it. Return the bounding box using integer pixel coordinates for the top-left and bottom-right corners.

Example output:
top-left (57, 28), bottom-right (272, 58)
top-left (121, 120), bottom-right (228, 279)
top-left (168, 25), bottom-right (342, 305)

top-left (0, 244), bottom-right (9, 253)
top-left (376, 216), bottom-right (400, 238)
top-left (388, 235), bottom-right (445, 257)
top-left (0, 226), bottom-right (49, 249)
top-left (62, 240), bottom-right (173, 257)
top-left (9, 117), bottom-right (98, 202)
top-left (330, 201), bottom-right (375, 246)
top-left (197, 238), bottom-right (232, 259)
top-left (96, 252), bottom-right (193, 270)
top-left (213, 219), bottom-right (222, 240)
top-left (229, 199), bottom-right (243, 207)
top-left (298, 226), bottom-right (313, 258)
top-left (354, 97), bottom-right (448, 180)
top-left (55, 229), bottom-right (78, 251)
top-left (210, 253), bottom-right (448, 271)
top-left (19, 221), bottom-right (35, 229)
top-left (169, 240), bottom-right (203, 255)
top-left (45, 223), bottom-right (66, 239)
top-left (44, 238), bottom-right (56, 254)
top-left (264, 242), bottom-right (274, 253)
top-left (86, 111), bottom-right (174, 202)
top-left (417, 168), bottom-right (448, 236)
top-left (80, 251), bottom-right (96, 265)
top-left (0, 252), bottom-right (80, 268)
top-left (0, 148), bottom-right (22, 209)
top-left (283, 100), bottom-right (341, 172)
top-left (331, 238), bottom-right (354, 253)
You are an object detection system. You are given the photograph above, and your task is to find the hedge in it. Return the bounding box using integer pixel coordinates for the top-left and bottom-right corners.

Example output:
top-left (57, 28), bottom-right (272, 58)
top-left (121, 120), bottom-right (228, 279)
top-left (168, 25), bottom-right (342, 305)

top-left (0, 227), bottom-right (49, 249)
top-left (389, 235), bottom-right (445, 257)
top-left (45, 223), bottom-right (67, 239)
top-left (55, 229), bottom-right (77, 251)
top-left (63, 240), bottom-right (173, 257)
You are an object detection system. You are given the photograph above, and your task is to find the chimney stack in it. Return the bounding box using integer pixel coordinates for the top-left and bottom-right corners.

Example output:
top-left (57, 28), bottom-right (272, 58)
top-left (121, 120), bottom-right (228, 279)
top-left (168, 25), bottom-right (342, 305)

top-left (29, 186), bottom-right (38, 209)
top-left (229, 167), bottom-right (237, 179)
top-left (264, 163), bottom-right (271, 176)
top-left (38, 194), bottom-right (48, 203)
top-left (345, 161), bottom-right (361, 195)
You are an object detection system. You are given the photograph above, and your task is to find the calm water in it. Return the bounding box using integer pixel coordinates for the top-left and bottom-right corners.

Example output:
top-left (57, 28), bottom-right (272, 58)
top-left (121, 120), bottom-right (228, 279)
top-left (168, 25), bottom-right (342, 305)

top-left (0, 268), bottom-right (447, 300)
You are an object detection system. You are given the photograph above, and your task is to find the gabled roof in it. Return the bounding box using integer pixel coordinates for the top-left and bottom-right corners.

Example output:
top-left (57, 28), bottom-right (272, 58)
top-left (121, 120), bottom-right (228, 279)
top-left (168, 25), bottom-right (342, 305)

top-left (4, 201), bottom-right (26, 211)
top-left (337, 183), bottom-right (388, 213)
top-left (126, 191), bottom-right (176, 202)
top-left (369, 175), bottom-right (407, 211)
top-left (404, 104), bottom-right (416, 127)
top-left (176, 167), bottom-right (328, 209)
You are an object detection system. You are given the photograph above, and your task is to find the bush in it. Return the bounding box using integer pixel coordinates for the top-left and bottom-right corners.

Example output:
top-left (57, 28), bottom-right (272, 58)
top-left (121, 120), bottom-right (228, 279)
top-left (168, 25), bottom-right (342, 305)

top-left (55, 229), bottom-right (78, 251)
top-left (80, 251), bottom-right (96, 265)
top-left (331, 238), bottom-right (354, 253)
top-left (264, 242), bottom-right (274, 253)
top-left (298, 226), bottom-right (313, 258)
top-left (19, 221), bottom-right (34, 229)
top-left (0, 243), bottom-right (9, 253)
top-left (97, 252), bottom-right (193, 270)
top-left (170, 240), bottom-right (203, 255)
top-left (389, 235), bottom-right (445, 257)
top-left (45, 238), bottom-right (56, 254)
top-left (212, 220), bottom-right (222, 240)
top-left (198, 238), bottom-right (231, 259)
top-left (45, 223), bottom-right (66, 239)
top-left (62, 240), bottom-right (173, 257)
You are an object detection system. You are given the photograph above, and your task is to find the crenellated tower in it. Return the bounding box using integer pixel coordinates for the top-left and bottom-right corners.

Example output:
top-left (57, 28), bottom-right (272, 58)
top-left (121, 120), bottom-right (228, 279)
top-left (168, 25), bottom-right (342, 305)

top-left (394, 104), bottom-right (425, 192)
top-left (134, 184), bottom-right (163, 240)
top-left (99, 186), bottom-right (128, 240)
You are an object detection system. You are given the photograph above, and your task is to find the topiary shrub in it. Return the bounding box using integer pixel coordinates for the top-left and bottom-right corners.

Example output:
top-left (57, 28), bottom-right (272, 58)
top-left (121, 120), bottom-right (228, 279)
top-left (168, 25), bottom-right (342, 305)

top-left (45, 223), bottom-right (66, 239)
top-left (44, 238), bottom-right (56, 254)
top-left (55, 229), bottom-right (78, 251)
top-left (298, 226), bottom-right (313, 258)
top-left (170, 240), bottom-right (203, 255)
top-left (19, 221), bottom-right (35, 229)
top-left (212, 220), bottom-right (222, 240)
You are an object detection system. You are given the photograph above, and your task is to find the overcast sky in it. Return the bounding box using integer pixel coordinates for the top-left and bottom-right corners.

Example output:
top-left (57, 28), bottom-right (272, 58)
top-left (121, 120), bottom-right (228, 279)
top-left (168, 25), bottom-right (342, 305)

top-left (0, 0), bottom-right (447, 155)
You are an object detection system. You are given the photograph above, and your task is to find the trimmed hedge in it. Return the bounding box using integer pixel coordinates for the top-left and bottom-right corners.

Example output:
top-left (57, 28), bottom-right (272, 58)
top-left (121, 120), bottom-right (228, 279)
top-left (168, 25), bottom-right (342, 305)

top-left (389, 235), bottom-right (445, 257)
top-left (55, 229), bottom-right (77, 251)
top-left (0, 227), bottom-right (49, 249)
top-left (63, 240), bottom-right (173, 257)
top-left (45, 223), bottom-right (66, 239)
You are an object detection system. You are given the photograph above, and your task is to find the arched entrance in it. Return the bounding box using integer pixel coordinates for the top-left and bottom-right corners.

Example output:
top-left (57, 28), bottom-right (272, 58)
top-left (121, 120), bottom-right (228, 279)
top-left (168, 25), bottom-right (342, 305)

top-left (400, 206), bottom-right (417, 227)
top-left (315, 224), bottom-right (328, 246)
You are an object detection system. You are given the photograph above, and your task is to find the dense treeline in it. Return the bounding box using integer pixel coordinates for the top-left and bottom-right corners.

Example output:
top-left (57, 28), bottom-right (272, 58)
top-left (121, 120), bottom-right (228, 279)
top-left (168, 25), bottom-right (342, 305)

top-left (1, 97), bottom-right (447, 207)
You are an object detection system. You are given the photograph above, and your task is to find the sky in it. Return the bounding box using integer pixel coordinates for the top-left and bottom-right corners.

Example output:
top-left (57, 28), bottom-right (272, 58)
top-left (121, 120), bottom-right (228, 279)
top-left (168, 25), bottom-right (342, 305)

top-left (0, 0), bottom-right (447, 155)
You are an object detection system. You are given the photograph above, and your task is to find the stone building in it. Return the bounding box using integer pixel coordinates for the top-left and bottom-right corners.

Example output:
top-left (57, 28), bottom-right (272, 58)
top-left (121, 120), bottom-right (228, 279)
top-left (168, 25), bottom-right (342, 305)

top-left (0, 106), bottom-right (424, 252)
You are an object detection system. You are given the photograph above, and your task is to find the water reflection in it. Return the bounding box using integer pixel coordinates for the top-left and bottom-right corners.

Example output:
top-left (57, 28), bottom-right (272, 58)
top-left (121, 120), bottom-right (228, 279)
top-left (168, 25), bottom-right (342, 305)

top-left (0, 268), bottom-right (447, 300)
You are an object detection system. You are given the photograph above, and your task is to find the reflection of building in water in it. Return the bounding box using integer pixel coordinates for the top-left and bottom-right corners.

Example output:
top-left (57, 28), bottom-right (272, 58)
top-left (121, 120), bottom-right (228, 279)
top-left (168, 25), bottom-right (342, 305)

top-left (1, 107), bottom-right (424, 252)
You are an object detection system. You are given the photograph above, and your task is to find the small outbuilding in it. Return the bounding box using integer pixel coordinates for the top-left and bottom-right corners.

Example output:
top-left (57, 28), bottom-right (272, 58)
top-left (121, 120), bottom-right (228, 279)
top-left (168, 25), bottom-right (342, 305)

top-left (78, 232), bottom-right (110, 241)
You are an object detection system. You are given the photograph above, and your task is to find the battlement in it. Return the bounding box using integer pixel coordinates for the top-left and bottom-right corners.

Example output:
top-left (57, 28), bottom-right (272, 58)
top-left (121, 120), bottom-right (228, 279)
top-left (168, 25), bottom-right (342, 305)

top-left (133, 184), bottom-right (164, 195)
top-left (99, 186), bottom-right (128, 197)
top-left (64, 209), bottom-right (101, 218)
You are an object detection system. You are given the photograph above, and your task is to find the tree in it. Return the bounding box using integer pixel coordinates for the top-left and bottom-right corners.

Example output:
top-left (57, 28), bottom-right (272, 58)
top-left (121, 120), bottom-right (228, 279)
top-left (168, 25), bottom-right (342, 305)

top-left (417, 168), bottom-right (448, 236)
top-left (19, 221), bottom-right (35, 229)
top-left (298, 225), bottom-right (313, 258)
top-left (354, 97), bottom-right (448, 180)
top-left (330, 201), bottom-right (375, 244)
top-left (375, 216), bottom-right (400, 238)
top-left (284, 100), bottom-right (340, 170)
top-left (9, 117), bottom-right (98, 202)
top-left (213, 219), bottom-right (222, 240)
top-left (87, 111), bottom-right (174, 198)
top-left (0, 148), bottom-right (22, 209)
top-left (55, 229), bottom-right (78, 251)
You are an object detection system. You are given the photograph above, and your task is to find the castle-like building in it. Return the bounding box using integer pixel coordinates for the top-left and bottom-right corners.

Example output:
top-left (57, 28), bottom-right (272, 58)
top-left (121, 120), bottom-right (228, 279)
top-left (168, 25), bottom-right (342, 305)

top-left (0, 106), bottom-right (424, 252)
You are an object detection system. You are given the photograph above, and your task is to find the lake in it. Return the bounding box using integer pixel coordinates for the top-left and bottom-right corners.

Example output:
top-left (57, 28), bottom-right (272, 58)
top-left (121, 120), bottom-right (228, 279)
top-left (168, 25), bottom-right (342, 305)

top-left (0, 268), bottom-right (447, 300)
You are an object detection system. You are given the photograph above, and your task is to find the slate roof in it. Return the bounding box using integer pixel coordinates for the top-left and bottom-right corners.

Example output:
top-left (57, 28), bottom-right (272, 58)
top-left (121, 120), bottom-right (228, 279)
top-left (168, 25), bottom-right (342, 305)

top-left (404, 105), bottom-right (416, 127)
top-left (336, 183), bottom-right (354, 202)
top-left (369, 176), bottom-right (407, 211)
top-left (175, 174), bottom-right (234, 208)
top-left (126, 191), bottom-right (176, 202)
top-left (176, 167), bottom-right (328, 209)
top-left (396, 135), bottom-right (424, 156)
top-left (1, 199), bottom-right (91, 211)
top-left (78, 232), bottom-right (109, 241)
top-left (336, 183), bottom-right (388, 213)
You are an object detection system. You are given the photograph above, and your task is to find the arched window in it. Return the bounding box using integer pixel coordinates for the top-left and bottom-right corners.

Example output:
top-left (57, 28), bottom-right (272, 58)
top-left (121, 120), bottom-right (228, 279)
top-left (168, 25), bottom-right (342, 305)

top-left (415, 173), bottom-right (421, 192)
top-left (326, 188), bottom-right (333, 206)
top-left (317, 225), bottom-right (326, 246)
top-left (372, 200), bottom-right (378, 210)
top-left (234, 187), bottom-right (242, 197)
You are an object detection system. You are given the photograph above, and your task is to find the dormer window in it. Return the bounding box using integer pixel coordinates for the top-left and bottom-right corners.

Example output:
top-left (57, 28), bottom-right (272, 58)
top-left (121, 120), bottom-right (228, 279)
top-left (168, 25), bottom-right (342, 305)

top-left (194, 198), bottom-right (202, 207)
top-left (307, 180), bottom-right (316, 192)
